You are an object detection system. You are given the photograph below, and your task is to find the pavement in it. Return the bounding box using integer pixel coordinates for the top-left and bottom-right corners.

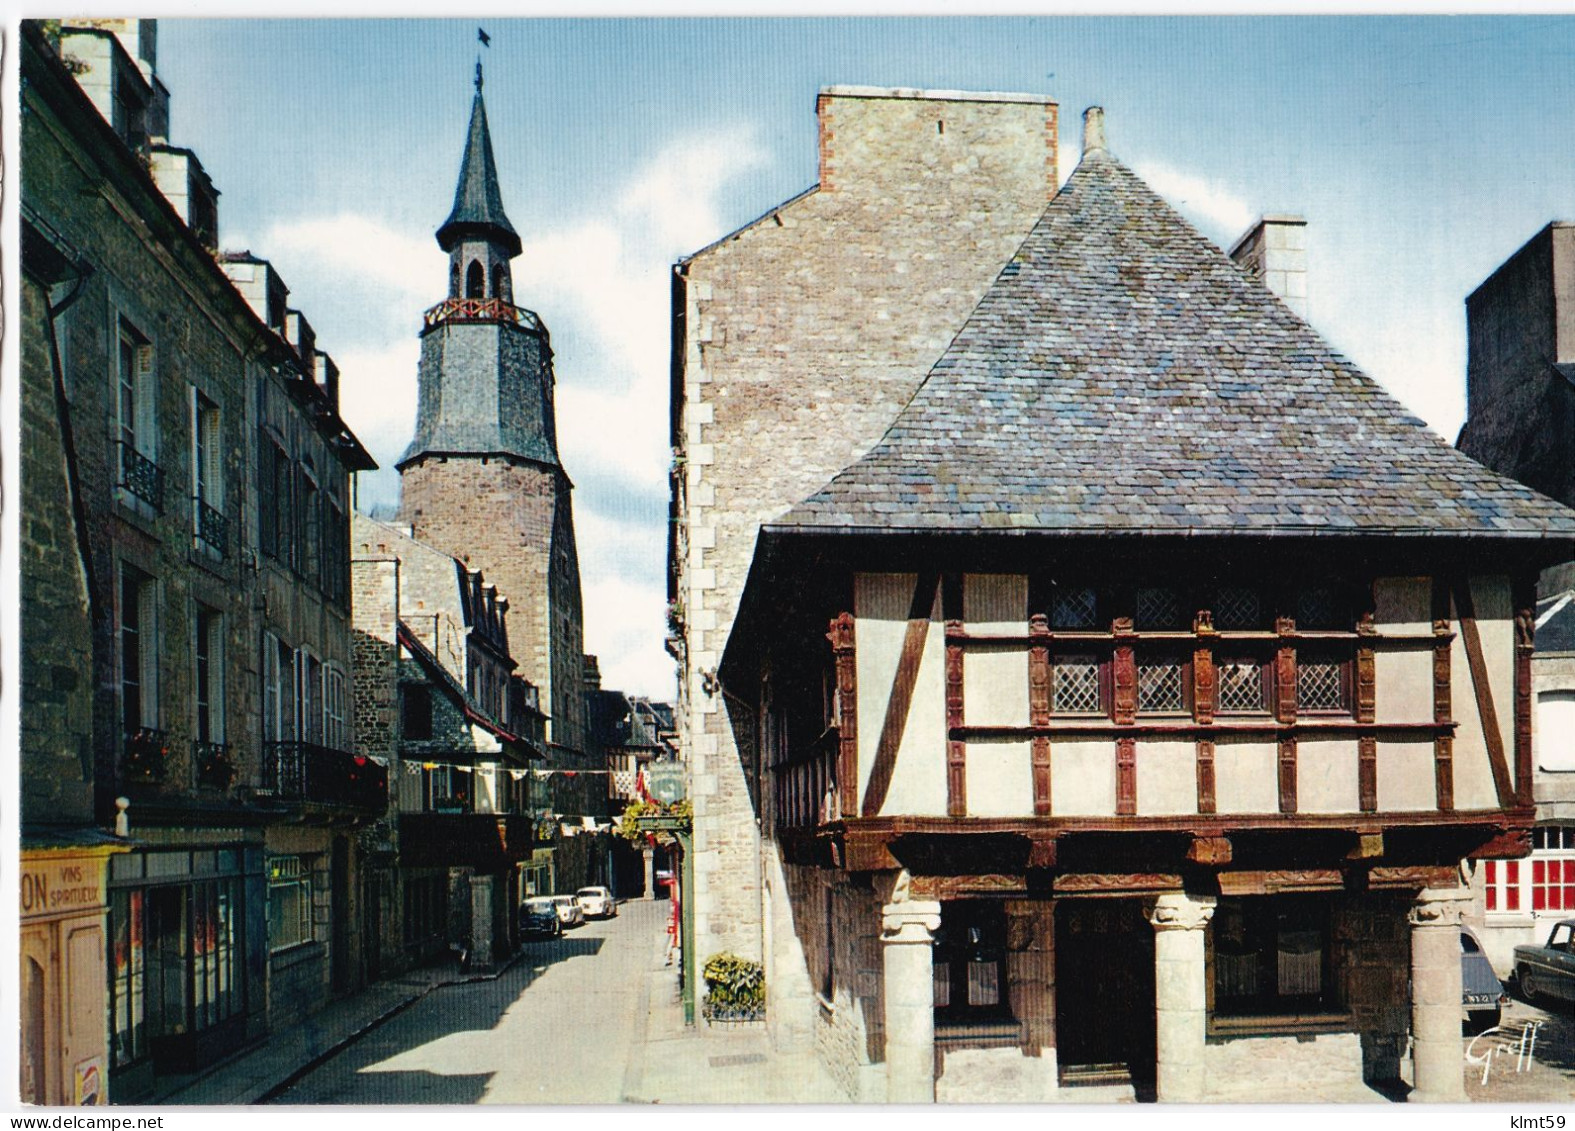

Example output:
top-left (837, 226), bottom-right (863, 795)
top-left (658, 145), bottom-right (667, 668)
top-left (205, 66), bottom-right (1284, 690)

top-left (155, 897), bottom-right (848, 1106)
top-left (145, 900), bottom-right (1575, 1107)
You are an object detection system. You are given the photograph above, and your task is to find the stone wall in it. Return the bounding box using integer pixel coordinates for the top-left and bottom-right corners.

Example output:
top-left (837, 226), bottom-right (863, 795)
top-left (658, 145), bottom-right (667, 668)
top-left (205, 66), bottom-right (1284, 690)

top-left (400, 456), bottom-right (587, 759)
top-left (673, 86), bottom-right (1060, 967)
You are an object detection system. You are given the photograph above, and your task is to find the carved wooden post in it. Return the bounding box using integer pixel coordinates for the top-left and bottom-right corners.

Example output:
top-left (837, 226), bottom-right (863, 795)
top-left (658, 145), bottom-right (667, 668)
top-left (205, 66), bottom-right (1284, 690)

top-left (1275, 614), bottom-right (1297, 813)
top-left (828, 613), bottom-right (858, 819)
top-left (1515, 574), bottom-right (1536, 807)
top-left (1029, 613), bottom-right (1052, 816)
top-left (1356, 606), bottom-right (1377, 812)
top-left (1431, 578), bottom-right (1454, 811)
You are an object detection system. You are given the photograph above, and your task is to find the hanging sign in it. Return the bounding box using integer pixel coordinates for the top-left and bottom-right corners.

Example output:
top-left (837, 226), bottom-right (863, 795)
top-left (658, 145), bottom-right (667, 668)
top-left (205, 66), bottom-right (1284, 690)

top-left (646, 765), bottom-right (686, 805)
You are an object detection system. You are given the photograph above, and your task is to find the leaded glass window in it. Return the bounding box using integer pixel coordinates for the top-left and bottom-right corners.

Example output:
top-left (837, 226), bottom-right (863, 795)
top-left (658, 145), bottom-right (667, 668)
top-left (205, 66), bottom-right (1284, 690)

top-left (1214, 588), bottom-right (1262, 631)
top-left (1051, 587), bottom-right (1098, 630)
top-left (1137, 659), bottom-right (1186, 713)
top-left (1052, 656), bottom-right (1102, 714)
top-left (1217, 657), bottom-right (1268, 713)
top-left (1297, 658), bottom-right (1347, 712)
top-left (1136, 587), bottom-right (1185, 630)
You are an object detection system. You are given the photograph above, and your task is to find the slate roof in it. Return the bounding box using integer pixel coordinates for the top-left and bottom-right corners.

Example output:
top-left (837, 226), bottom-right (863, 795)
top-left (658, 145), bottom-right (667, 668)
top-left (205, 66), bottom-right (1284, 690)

top-left (436, 80), bottom-right (521, 257)
top-left (773, 144), bottom-right (1575, 541)
top-left (1537, 591), bottom-right (1575, 654)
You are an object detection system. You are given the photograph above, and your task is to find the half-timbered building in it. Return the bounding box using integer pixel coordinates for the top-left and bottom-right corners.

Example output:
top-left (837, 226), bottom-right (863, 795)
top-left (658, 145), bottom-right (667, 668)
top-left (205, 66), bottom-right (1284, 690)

top-left (718, 109), bottom-right (1575, 1102)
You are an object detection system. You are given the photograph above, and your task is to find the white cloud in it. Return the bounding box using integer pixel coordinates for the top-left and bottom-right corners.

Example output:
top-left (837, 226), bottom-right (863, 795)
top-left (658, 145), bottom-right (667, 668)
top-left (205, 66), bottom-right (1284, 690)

top-left (581, 574), bottom-right (675, 700)
top-left (1131, 161), bottom-right (1255, 244)
top-left (255, 214), bottom-right (443, 309)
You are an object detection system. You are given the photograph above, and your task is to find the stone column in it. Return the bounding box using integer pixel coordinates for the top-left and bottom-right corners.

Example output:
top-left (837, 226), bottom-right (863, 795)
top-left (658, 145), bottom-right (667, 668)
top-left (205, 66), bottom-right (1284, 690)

top-left (1409, 887), bottom-right (1469, 1102)
top-left (470, 873), bottom-right (495, 972)
top-left (881, 898), bottom-right (942, 1103)
top-left (1146, 892), bottom-right (1217, 1103)
top-left (643, 846), bottom-right (655, 900)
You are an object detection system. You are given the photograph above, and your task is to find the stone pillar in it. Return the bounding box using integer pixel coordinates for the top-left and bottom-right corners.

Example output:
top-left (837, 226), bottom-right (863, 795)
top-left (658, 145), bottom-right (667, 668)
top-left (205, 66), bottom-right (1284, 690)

top-left (1146, 892), bottom-right (1217, 1103)
top-left (1408, 887), bottom-right (1469, 1103)
top-left (881, 898), bottom-right (942, 1103)
top-left (643, 846), bottom-right (655, 900)
top-left (470, 874), bottom-right (495, 972)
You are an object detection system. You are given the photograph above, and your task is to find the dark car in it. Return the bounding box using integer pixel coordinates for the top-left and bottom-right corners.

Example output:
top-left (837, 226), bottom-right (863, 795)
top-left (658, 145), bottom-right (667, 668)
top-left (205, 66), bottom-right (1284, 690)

top-left (1514, 918), bottom-right (1575, 1005)
top-left (520, 896), bottom-right (562, 939)
top-left (1462, 925), bottom-right (1506, 1031)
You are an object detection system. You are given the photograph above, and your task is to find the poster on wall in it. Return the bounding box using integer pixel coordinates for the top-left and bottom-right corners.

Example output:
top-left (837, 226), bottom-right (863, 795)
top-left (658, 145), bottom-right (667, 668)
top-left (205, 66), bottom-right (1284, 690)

top-left (74, 1057), bottom-right (103, 1105)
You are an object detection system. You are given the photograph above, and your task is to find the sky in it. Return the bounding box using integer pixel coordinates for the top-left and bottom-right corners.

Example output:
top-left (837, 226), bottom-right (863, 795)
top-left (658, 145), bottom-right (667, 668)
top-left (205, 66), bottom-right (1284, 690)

top-left (150, 15), bottom-right (1575, 699)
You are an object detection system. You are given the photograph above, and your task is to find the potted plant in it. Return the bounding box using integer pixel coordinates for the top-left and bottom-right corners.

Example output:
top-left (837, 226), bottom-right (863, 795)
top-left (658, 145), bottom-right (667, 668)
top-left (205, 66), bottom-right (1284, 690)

top-left (702, 952), bottom-right (766, 1023)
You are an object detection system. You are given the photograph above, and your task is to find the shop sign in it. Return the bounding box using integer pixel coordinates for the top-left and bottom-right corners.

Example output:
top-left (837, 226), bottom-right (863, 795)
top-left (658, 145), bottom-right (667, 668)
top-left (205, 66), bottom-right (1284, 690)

top-left (20, 856), bottom-right (107, 921)
top-left (74, 1058), bottom-right (104, 1105)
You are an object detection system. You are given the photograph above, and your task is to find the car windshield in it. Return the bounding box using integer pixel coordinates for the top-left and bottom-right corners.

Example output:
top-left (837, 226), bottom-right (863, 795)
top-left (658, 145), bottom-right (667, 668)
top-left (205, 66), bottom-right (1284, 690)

top-left (578, 888), bottom-right (605, 897)
top-left (526, 899), bottom-right (553, 911)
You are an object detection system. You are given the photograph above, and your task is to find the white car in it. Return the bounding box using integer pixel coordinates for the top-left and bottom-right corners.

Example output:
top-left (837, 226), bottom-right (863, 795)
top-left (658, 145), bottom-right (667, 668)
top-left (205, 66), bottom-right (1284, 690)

top-left (550, 894), bottom-right (585, 928)
top-left (575, 886), bottom-right (617, 919)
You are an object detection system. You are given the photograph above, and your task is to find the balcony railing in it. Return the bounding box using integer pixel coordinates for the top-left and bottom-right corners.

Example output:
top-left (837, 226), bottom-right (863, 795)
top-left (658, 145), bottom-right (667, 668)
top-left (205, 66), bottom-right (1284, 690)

top-left (422, 296), bottom-right (544, 334)
top-left (259, 741), bottom-right (387, 814)
top-left (118, 443), bottom-right (165, 511)
top-left (193, 498), bottom-right (228, 556)
top-left (193, 740), bottom-right (234, 790)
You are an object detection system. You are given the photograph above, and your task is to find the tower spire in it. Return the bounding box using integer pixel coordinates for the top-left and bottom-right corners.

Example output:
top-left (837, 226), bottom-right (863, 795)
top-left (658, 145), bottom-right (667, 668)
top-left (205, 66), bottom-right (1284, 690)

top-left (435, 69), bottom-right (520, 257)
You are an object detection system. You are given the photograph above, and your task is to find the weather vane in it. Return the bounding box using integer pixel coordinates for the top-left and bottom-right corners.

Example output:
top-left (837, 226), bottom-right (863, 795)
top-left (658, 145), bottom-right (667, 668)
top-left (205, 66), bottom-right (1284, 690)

top-left (475, 26), bottom-right (489, 91)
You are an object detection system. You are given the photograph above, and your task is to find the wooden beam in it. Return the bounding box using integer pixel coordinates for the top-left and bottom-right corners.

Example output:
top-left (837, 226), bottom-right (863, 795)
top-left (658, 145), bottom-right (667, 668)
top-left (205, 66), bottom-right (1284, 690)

top-left (1194, 610), bottom-right (1216, 726)
top-left (1186, 835), bottom-right (1232, 866)
top-left (862, 573), bottom-right (939, 818)
top-left (1432, 578), bottom-right (1454, 812)
top-left (1055, 872), bottom-right (1182, 895)
top-left (1218, 868), bottom-right (1343, 896)
top-left (1468, 826), bottom-right (1532, 859)
top-left (1348, 831), bottom-right (1384, 860)
top-left (827, 613), bottom-right (858, 819)
top-left (944, 573), bottom-right (966, 819)
top-left (911, 873), bottom-right (1028, 900)
top-left (1112, 641), bottom-right (1137, 726)
top-left (1029, 613), bottom-right (1052, 816)
top-left (1366, 864), bottom-right (1458, 889)
top-left (1514, 574), bottom-right (1536, 807)
top-left (1275, 615), bottom-right (1298, 725)
top-left (1452, 578), bottom-right (1515, 809)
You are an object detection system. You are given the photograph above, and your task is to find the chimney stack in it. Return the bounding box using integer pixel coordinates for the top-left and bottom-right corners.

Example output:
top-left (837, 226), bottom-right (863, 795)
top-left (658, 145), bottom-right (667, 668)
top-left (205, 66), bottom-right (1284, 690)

top-left (1229, 215), bottom-right (1308, 319)
top-left (1082, 106), bottom-right (1106, 155)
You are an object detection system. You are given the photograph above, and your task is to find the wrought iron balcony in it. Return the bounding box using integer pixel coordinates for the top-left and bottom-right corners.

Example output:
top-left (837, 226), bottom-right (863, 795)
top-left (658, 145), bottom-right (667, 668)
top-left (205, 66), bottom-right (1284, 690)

top-left (122, 727), bottom-right (171, 782)
top-left (422, 296), bottom-right (544, 334)
top-left (259, 741), bottom-right (387, 814)
top-left (193, 740), bottom-right (234, 790)
top-left (193, 498), bottom-right (228, 556)
top-left (118, 443), bottom-right (165, 511)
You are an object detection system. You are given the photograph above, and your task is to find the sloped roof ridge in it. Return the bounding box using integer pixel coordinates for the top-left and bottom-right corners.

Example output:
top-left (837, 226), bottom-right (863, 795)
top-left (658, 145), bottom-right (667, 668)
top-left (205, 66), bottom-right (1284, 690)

top-left (774, 149), bottom-right (1575, 539)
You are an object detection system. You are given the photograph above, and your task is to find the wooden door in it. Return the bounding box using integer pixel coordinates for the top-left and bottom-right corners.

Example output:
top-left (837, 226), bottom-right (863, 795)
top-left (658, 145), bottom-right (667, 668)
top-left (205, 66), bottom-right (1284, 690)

top-left (1054, 899), bottom-right (1155, 1089)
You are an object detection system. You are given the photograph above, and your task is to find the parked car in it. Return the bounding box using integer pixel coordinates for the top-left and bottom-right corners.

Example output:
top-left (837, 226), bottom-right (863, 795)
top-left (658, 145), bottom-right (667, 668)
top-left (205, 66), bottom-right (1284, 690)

top-left (520, 897), bottom-right (562, 939)
top-left (1514, 918), bottom-right (1575, 1005)
top-left (1461, 925), bottom-right (1506, 1031)
top-left (576, 886), bottom-right (617, 919)
top-left (551, 893), bottom-right (585, 928)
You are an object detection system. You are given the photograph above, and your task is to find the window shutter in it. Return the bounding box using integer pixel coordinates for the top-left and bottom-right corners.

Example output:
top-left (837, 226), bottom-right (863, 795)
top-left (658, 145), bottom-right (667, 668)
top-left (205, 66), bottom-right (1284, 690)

top-left (258, 434), bottom-right (277, 559)
top-left (134, 344), bottom-right (155, 456)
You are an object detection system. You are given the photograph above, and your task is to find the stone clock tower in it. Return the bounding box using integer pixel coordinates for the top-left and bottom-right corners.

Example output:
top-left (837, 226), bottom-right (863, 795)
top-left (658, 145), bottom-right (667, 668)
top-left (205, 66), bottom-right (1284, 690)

top-left (398, 65), bottom-right (586, 757)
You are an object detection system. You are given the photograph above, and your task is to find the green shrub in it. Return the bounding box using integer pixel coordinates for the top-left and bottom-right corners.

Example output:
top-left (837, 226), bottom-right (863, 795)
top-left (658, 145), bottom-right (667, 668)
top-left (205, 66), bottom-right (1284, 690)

top-left (702, 952), bottom-right (765, 1018)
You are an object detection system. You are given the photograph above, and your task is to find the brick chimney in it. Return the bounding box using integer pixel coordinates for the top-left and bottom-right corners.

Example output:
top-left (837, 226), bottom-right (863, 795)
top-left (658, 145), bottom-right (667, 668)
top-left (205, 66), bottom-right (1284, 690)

top-left (1229, 215), bottom-right (1309, 318)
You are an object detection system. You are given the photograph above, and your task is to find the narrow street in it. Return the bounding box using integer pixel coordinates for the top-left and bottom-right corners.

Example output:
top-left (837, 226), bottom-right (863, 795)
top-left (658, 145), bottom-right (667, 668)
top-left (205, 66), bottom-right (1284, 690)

top-left (270, 899), bottom-right (664, 1104)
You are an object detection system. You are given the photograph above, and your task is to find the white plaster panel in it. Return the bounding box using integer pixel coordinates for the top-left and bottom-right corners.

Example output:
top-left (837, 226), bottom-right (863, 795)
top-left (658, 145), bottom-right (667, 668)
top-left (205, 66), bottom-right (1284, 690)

top-left (1374, 649), bottom-right (1433, 726)
top-left (965, 645), bottom-right (1029, 728)
top-left (854, 572), bottom-right (948, 817)
top-left (1374, 576), bottom-right (1431, 635)
top-left (1213, 738), bottom-right (1277, 814)
top-left (1050, 739), bottom-right (1116, 816)
top-left (1474, 575), bottom-right (1517, 794)
top-left (1450, 613), bottom-right (1498, 812)
top-left (965, 740), bottom-right (1033, 817)
top-left (1135, 741), bottom-right (1197, 816)
top-left (854, 572), bottom-right (916, 800)
top-left (963, 573), bottom-right (1027, 635)
top-left (1376, 741), bottom-right (1437, 811)
top-left (1298, 738), bottom-right (1360, 813)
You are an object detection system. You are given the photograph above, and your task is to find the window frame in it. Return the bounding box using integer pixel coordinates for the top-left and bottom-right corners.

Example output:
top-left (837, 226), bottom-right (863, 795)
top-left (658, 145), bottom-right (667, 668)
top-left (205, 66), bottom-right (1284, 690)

top-left (1209, 895), bottom-right (1340, 1021)
top-left (266, 855), bottom-right (314, 953)
top-left (932, 900), bottom-right (1013, 1025)
top-left (120, 564), bottom-right (158, 736)
top-left (194, 605), bottom-right (224, 744)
